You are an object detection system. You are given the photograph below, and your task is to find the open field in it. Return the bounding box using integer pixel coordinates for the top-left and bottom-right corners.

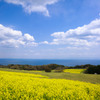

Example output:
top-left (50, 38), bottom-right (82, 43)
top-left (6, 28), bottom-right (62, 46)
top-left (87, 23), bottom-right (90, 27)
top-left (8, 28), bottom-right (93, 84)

top-left (0, 70), bottom-right (100, 100)
top-left (0, 68), bottom-right (100, 84)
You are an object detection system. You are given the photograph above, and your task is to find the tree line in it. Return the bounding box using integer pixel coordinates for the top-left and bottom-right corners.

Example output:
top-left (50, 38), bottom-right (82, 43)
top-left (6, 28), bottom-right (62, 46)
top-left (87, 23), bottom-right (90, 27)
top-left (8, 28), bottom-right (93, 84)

top-left (0, 64), bottom-right (100, 74)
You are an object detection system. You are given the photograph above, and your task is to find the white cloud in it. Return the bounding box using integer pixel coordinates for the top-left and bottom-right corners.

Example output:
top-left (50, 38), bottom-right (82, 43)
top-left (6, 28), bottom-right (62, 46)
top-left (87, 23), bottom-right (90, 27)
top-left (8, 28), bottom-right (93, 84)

top-left (39, 41), bottom-right (49, 44)
top-left (0, 39), bottom-right (25, 48)
top-left (23, 34), bottom-right (35, 41)
top-left (51, 32), bottom-right (65, 38)
top-left (0, 24), bottom-right (22, 39)
top-left (51, 18), bottom-right (100, 47)
top-left (0, 24), bottom-right (37, 48)
top-left (26, 42), bottom-right (38, 46)
top-left (4, 0), bottom-right (59, 16)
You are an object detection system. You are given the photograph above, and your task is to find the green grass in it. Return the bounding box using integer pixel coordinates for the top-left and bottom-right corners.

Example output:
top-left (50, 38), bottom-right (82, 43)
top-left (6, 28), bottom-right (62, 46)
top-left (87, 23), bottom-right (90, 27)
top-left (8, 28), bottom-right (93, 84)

top-left (0, 68), bottom-right (100, 84)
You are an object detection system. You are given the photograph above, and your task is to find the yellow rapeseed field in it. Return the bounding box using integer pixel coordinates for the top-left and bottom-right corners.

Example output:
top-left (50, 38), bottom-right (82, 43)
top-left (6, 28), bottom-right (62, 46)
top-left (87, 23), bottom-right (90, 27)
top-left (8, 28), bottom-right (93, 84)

top-left (0, 70), bottom-right (100, 100)
top-left (64, 69), bottom-right (85, 73)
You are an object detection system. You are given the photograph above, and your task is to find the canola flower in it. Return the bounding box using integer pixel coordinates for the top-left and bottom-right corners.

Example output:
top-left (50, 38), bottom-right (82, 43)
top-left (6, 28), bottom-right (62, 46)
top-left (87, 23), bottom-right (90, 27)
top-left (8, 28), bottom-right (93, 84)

top-left (0, 70), bottom-right (100, 100)
top-left (64, 69), bottom-right (85, 74)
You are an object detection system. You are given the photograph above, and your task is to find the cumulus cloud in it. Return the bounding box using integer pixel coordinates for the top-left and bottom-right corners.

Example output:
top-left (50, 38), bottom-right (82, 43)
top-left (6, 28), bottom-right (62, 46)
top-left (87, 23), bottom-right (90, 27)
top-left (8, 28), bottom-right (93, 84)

top-left (4, 0), bottom-right (58, 16)
top-left (51, 18), bottom-right (100, 47)
top-left (23, 34), bottom-right (35, 41)
top-left (39, 41), bottom-right (49, 44)
top-left (0, 24), bottom-right (37, 48)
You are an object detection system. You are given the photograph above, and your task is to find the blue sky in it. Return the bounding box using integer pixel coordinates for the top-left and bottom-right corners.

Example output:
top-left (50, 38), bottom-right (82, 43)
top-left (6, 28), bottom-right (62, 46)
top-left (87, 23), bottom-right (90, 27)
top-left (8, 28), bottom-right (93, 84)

top-left (0, 0), bottom-right (100, 59)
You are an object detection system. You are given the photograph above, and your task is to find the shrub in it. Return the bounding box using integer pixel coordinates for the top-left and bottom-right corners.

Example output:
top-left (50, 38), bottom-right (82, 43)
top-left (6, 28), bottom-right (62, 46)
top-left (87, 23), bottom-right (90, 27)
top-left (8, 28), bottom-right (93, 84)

top-left (84, 65), bottom-right (100, 74)
top-left (44, 67), bottom-right (51, 72)
top-left (46, 64), bottom-right (65, 70)
top-left (54, 67), bottom-right (64, 73)
top-left (55, 70), bottom-right (64, 73)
